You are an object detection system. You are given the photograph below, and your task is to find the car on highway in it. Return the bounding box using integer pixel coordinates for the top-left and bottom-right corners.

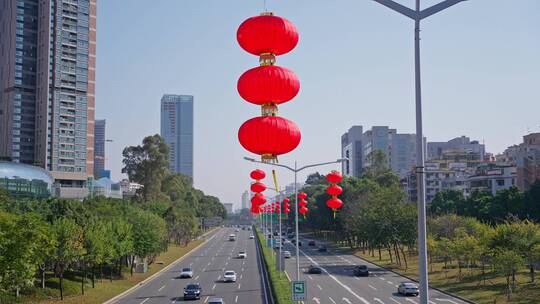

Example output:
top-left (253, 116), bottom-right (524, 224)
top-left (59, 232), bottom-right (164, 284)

top-left (235, 228), bottom-right (240, 232)
top-left (318, 245), bottom-right (327, 252)
top-left (291, 239), bottom-right (302, 246)
top-left (397, 282), bottom-right (419, 296)
top-left (223, 270), bottom-right (237, 282)
top-left (249, 235), bottom-right (254, 239)
top-left (183, 283), bottom-right (202, 300)
top-left (208, 298), bottom-right (225, 304)
top-left (283, 250), bottom-right (292, 258)
top-left (237, 251), bottom-right (247, 259)
top-left (179, 267), bottom-right (194, 278)
top-left (228, 234), bottom-right (236, 241)
top-left (247, 227), bottom-right (252, 231)
top-left (308, 265), bottom-right (322, 274)
top-left (308, 240), bottom-right (316, 247)
top-left (353, 265), bottom-right (369, 277)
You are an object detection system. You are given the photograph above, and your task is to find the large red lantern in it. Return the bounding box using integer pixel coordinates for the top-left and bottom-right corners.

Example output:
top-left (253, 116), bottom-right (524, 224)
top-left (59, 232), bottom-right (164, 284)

top-left (297, 192), bottom-right (307, 200)
top-left (250, 182), bottom-right (266, 193)
top-left (238, 66), bottom-right (299, 106)
top-left (325, 170), bottom-right (344, 218)
top-left (326, 198), bottom-right (343, 209)
top-left (250, 169), bottom-right (266, 180)
top-left (251, 193), bottom-right (266, 206)
top-left (237, 13), bottom-right (299, 57)
top-left (299, 206), bottom-right (308, 215)
top-left (298, 199), bottom-right (308, 207)
top-left (238, 116), bottom-right (301, 162)
top-left (326, 185), bottom-right (343, 196)
top-left (326, 171), bottom-right (343, 184)
top-left (251, 205), bottom-right (262, 214)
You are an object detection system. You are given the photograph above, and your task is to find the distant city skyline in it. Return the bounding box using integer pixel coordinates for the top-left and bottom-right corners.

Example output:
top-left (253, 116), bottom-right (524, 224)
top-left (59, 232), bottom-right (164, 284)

top-left (95, 0), bottom-right (540, 206)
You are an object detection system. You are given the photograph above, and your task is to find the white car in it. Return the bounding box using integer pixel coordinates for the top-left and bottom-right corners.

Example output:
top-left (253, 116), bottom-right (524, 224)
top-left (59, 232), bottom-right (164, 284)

top-left (229, 234), bottom-right (236, 241)
top-left (398, 282), bottom-right (419, 296)
top-left (283, 251), bottom-right (291, 258)
top-left (249, 235), bottom-right (255, 239)
top-left (179, 267), bottom-right (193, 278)
top-left (208, 298), bottom-right (225, 304)
top-left (237, 251), bottom-right (247, 259)
top-left (223, 270), bottom-right (237, 282)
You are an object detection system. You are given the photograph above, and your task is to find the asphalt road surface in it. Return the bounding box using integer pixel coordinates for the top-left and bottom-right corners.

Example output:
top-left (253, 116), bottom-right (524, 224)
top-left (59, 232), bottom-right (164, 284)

top-left (111, 227), bottom-right (269, 304)
top-left (278, 233), bottom-right (470, 304)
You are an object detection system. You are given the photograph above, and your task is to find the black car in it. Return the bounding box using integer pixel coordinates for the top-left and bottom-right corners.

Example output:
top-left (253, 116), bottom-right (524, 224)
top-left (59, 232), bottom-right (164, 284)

top-left (184, 283), bottom-right (202, 300)
top-left (287, 233), bottom-right (295, 239)
top-left (308, 240), bottom-right (316, 247)
top-left (318, 245), bottom-right (327, 252)
top-left (353, 265), bottom-right (369, 277)
top-left (308, 265), bottom-right (322, 274)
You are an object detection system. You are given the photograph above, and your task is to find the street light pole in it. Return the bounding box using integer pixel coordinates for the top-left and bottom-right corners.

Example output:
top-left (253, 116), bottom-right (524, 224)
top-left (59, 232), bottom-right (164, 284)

top-left (371, 1), bottom-right (466, 303)
top-left (244, 157), bottom-right (347, 281)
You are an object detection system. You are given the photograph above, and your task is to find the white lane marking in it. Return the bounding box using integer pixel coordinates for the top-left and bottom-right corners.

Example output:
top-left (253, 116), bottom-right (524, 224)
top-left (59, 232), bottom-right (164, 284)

top-left (204, 296), bottom-right (209, 303)
top-left (235, 295), bottom-right (239, 303)
top-left (405, 299), bottom-right (418, 304)
top-left (240, 274), bottom-right (243, 280)
top-left (299, 248), bottom-right (370, 304)
top-left (436, 299), bottom-right (459, 304)
top-left (140, 299), bottom-right (150, 304)
top-left (329, 297), bottom-right (337, 304)
top-left (368, 284), bottom-right (377, 290)
top-left (212, 283), bottom-right (216, 290)
top-left (354, 277), bottom-right (360, 280)
top-left (207, 262), bottom-right (211, 266)
top-left (308, 275), bottom-right (313, 280)
top-left (202, 268), bottom-right (206, 272)
top-left (387, 281), bottom-right (394, 285)
top-left (158, 285), bottom-right (166, 291)
top-left (380, 277), bottom-right (386, 281)
top-left (194, 275), bottom-right (199, 280)
top-left (317, 284), bottom-right (322, 290)
top-left (374, 298), bottom-right (385, 304)
top-left (343, 298), bottom-right (352, 304)
top-left (189, 263), bottom-right (193, 266)
top-left (313, 297), bottom-right (321, 304)
top-left (238, 283), bottom-right (242, 289)
top-left (389, 298), bottom-right (401, 304)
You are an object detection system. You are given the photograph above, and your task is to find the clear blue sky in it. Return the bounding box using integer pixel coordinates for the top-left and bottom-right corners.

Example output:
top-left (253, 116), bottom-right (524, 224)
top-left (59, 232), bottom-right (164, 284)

top-left (95, 0), bottom-right (540, 208)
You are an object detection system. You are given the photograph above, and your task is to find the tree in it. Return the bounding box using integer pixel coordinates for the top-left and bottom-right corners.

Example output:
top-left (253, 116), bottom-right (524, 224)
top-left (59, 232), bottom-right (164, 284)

top-left (122, 134), bottom-right (170, 201)
top-left (52, 218), bottom-right (85, 300)
top-left (83, 219), bottom-right (108, 290)
top-left (493, 249), bottom-right (523, 299)
top-left (429, 189), bottom-right (465, 215)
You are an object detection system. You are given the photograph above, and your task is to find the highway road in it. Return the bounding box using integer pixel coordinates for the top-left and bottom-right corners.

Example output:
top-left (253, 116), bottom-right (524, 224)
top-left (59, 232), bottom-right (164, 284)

top-left (279, 233), bottom-right (470, 304)
top-left (111, 227), bottom-right (269, 304)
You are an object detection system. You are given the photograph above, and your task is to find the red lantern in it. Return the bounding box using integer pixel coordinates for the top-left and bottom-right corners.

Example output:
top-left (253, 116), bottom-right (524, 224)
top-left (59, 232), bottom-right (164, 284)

top-left (237, 14), bottom-right (299, 56)
top-left (326, 185), bottom-right (343, 196)
top-left (284, 208), bottom-right (291, 213)
top-left (298, 199), bottom-right (308, 207)
top-left (283, 198), bottom-right (290, 203)
top-left (238, 66), bottom-right (300, 105)
top-left (238, 116), bottom-right (301, 161)
top-left (326, 198), bottom-right (343, 209)
top-left (250, 169), bottom-right (266, 180)
top-left (326, 171), bottom-right (343, 184)
top-left (251, 193), bottom-right (266, 206)
top-left (251, 205), bottom-right (262, 214)
top-left (297, 192), bottom-right (307, 199)
top-left (299, 206), bottom-right (308, 215)
top-left (250, 182), bottom-right (266, 193)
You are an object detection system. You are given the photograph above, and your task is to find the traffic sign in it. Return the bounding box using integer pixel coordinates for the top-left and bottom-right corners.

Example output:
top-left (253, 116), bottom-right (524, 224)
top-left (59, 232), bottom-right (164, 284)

top-left (291, 280), bottom-right (306, 301)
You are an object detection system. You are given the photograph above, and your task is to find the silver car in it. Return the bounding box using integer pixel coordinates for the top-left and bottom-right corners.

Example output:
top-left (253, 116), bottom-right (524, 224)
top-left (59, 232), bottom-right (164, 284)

top-left (398, 282), bottom-right (419, 296)
top-left (179, 267), bottom-right (193, 278)
top-left (208, 298), bottom-right (225, 304)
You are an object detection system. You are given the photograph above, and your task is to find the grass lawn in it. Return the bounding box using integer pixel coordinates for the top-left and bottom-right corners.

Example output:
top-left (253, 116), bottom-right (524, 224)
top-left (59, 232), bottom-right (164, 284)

top-left (1, 240), bottom-right (204, 304)
top-left (256, 228), bottom-right (293, 304)
top-left (354, 248), bottom-right (540, 304)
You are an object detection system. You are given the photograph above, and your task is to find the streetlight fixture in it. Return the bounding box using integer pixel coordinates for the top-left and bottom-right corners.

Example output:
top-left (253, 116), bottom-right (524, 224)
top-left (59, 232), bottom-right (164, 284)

top-left (371, 1), bottom-right (467, 303)
top-left (244, 157), bottom-right (347, 281)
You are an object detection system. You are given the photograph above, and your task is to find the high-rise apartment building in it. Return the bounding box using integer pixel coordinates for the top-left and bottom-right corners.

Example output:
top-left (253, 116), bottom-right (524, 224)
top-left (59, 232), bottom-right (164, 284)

top-left (341, 126), bottom-right (363, 177)
top-left (93, 119), bottom-right (105, 178)
top-left (241, 190), bottom-right (250, 210)
top-left (160, 94), bottom-right (193, 178)
top-left (341, 125), bottom-right (420, 178)
top-left (427, 136), bottom-right (485, 161)
top-left (0, 0), bottom-right (96, 195)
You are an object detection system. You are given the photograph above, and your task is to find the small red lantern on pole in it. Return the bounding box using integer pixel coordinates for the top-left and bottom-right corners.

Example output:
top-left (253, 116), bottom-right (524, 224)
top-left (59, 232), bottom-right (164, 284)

top-left (282, 198), bottom-right (291, 214)
top-left (325, 171), bottom-right (344, 218)
top-left (297, 192), bottom-right (308, 218)
top-left (250, 169), bottom-right (266, 215)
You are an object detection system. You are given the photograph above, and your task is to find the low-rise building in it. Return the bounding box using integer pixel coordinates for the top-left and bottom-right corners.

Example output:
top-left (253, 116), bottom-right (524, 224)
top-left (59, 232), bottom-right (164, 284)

top-left (467, 163), bottom-right (516, 195)
top-left (405, 162), bottom-right (469, 203)
top-left (119, 179), bottom-right (143, 198)
top-left (0, 162), bottom-right (53, 198)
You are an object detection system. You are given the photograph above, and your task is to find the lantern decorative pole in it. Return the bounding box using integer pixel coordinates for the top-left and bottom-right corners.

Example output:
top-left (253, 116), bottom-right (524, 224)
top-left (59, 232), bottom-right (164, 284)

top-left (244, 157), bottom-right (347, 281)
top-left (371, 1), bottom-right (466, 303)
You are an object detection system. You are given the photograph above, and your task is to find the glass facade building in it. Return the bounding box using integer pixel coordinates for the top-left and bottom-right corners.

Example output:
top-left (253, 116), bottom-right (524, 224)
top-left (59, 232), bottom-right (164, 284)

top-left (93, 119), bottom-right (105, 178)
top-left (160, 94), bottom-right (194, 178)
top-left (0, 161), bottom-right (53, 198)
top-left (0, 0), bottom-right (96, 190)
